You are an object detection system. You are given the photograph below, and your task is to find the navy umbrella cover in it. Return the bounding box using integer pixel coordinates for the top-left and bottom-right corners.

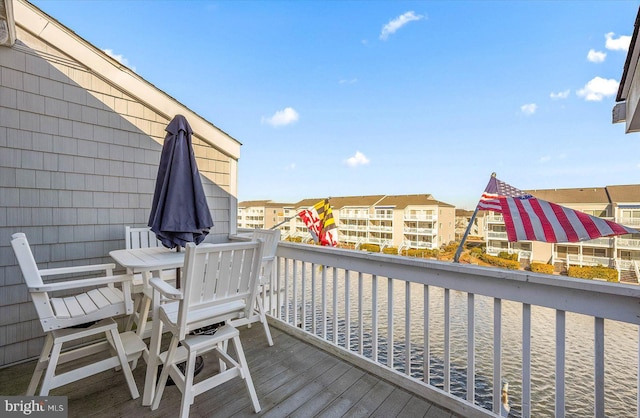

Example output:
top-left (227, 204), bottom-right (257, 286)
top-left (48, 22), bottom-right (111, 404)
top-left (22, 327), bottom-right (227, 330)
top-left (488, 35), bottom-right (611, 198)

top-left (148, 115), bottom-right (214, 249)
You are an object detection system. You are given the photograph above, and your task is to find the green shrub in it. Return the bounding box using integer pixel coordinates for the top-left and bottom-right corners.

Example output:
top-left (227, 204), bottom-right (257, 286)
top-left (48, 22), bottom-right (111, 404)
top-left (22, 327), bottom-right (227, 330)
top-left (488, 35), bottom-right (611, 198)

top-left (402, 248), bottom-right (439, 258)
top-left (567, 266), bottom-right (618, 282)
top-left (360, 243), bottom-right (380, 253)
top-left (498, 251), bottom-right (518, 261)
top-left (382, 247), bottom-right (398, 255)
top-left (530, 262), bottom-right (554, 274)
top-left (470, 247), bottom-right (483, 256)
top-left (478, 253), bottom-right (520, 270)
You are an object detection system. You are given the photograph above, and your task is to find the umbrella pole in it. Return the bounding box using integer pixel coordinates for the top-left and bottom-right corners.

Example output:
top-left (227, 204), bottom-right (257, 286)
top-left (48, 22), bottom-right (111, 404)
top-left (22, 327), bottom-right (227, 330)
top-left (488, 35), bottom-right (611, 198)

top-left (176, 246), bottom-right (181, 288)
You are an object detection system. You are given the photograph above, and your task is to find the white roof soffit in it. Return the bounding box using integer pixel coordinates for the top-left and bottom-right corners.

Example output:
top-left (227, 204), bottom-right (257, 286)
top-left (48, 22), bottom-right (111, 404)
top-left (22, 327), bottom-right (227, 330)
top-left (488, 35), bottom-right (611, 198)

top-left (13, 0), bottom-right (241, 159)
top-left (0, 0), bottom-right (17, 46)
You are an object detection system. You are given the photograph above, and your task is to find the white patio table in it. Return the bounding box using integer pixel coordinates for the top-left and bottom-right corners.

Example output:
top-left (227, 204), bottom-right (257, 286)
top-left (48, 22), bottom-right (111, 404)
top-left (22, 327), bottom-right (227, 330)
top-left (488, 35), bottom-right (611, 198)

top-left (109, 246), bottom-right (185, 406)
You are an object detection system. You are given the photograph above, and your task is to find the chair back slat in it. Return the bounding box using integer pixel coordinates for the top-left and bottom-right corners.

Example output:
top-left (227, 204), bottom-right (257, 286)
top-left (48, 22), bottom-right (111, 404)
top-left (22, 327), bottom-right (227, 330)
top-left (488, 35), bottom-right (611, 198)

top-left (125, 226), bottom-right (162, 250)
top-left (177, 241), bottom-right (264, 338)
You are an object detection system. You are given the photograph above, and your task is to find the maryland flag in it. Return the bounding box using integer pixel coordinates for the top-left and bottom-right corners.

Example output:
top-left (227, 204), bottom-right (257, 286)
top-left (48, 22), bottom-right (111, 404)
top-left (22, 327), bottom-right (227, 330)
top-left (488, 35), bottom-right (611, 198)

top-left (298, 199), bottom-right (339, 247)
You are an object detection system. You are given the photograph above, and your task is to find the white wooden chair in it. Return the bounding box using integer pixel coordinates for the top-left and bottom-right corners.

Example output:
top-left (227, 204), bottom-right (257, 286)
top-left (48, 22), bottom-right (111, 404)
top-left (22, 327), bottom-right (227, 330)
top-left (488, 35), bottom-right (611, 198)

top-left (150, 240), bottom-right (264, 417)
top-left (10, 232), bottom-right (145, 398)
top-left (124, 226), bottom-right (177, 339)
top-left (230, 228), bottom-right (280, 346)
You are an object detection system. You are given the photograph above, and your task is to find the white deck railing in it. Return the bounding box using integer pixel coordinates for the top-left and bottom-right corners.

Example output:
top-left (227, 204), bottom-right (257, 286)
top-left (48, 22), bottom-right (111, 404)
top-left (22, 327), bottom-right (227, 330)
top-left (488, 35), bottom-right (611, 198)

top-left (265, 242), bottom-right (640, 418)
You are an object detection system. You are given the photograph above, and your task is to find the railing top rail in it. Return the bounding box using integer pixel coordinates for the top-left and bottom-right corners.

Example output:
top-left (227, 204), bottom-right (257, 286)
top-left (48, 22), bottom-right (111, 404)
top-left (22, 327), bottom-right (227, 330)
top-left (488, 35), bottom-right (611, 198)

top-left (276, 241), bottom-right (640, 324)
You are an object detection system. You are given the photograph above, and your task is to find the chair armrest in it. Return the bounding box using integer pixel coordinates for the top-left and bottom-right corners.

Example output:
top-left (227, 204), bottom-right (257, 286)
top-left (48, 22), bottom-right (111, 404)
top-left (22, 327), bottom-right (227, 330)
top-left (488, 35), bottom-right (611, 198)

top-left (149, 277), bottom-right (182, 300)
top-left (39, 263), bottom-right (116, 277)
top-left (28, 274), bottom-right (134, 292)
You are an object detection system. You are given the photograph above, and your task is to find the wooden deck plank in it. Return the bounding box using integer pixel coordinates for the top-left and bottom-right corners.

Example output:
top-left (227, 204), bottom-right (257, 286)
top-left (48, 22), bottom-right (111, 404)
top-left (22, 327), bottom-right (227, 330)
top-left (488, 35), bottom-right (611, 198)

top-left (0, 323), bottom-right (463, 418)
top-left (342, 379), bottom-right (396, 418)
top-left (255, 363), bottom-right (351, 418)
top-left (396, 395), bottom-right (434, 418)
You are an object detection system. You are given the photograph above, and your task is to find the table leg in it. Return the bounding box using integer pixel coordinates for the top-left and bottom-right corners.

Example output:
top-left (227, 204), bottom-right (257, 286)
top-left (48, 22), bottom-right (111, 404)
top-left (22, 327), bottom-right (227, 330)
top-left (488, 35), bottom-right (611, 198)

top-left (142, 270), bottom-right (162, 406)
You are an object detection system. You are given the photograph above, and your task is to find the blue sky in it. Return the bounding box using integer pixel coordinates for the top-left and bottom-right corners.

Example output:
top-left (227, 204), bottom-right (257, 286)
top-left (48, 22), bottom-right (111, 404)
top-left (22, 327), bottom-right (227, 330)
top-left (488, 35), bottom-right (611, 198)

top-left (32, 1), bottom-right (640, 209)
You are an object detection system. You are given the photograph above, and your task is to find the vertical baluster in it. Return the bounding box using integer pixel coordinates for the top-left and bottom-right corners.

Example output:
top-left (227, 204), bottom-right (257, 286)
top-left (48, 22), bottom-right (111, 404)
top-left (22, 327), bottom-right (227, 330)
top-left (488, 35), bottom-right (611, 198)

top-left (345, 270), bottom-right (351, 350)
top-left (556, 310), bottom-right (565, 418)
top-left (444, 288), bottom-right (450, 392)
top-left (493, 298), bottom-right (502, 415)
top-left (468, 292), bottom-right (475, 403)
top-left (284, 258), bottom-right (289, 324)
top-left (333, 267), bottom-right (338, 345)
top-left (293, 260), bottom-right (298, 328)
top-left (272, 256), bottom-right (278, 318)
top-left (405, 281), bottom-right (411, 375)
top-left (372, 275), bottom-right (379, 363)
top-left (321, 266), bottom-right (327, 340)
top-left (523, 303), bottom-right (532, 418)
top-left (594, 317), bottom-right (605, 417)
top-left (311, 264), bottom-right (316, 335)
top-left (358, 272), bottom-right (364, 356)
top-left (424, 284), bottom-right (430, 384)
top-left (637, 327), bottom-right (639, 418)
top-left (388, 277), bottom-right (394, 369)
top-left (301, 262), bottom-right (306, 331)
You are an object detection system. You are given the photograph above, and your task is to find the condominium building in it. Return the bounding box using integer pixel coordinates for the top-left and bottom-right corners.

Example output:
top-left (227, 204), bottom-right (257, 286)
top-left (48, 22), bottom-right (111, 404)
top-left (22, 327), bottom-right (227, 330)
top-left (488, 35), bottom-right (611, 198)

top-left (237, 200), bottom-right (293, 230)
top-left (483, 184), bottom-right (640, 281)
top-left (238, 194), bottom-right (456, 251)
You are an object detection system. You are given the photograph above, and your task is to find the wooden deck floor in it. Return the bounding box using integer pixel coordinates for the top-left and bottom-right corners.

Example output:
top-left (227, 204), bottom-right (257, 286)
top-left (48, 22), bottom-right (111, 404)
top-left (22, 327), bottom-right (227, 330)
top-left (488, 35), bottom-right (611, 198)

top-left (0, 324), bottom-right (461, 418)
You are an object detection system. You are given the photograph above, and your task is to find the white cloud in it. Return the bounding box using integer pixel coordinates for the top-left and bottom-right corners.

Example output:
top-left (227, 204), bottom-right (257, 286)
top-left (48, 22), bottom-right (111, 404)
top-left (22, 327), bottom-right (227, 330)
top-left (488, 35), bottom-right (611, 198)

top-left (587, 49), bottom-right (606, 63)
top-left (605, 32), bottom-right (631, 51)
top-left (261, 107), bottom-right (299, 127)
top-left (339, 78), bottom-right (359, 85)
top-left (576, 77), bottom-right (619, 101)
top-left (345, 151), bottom-right (370, 167)
top-left (103, 49), bottom-right (136, 71)
top-left (380, 11), bottom-right (425, 41)
top-left (284, 163), bottom-right (296, 171)
top-left (539, 155), bottom-right (551, 163)
top-left (550, 89), bottom-right (570, 100)
top-left (520, 103), bottom-right (537, 115)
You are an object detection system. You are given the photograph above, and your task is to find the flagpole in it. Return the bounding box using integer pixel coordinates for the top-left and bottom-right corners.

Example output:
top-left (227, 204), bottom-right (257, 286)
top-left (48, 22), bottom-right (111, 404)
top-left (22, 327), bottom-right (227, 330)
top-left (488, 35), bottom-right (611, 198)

top-left (453, 206), bottom-right (480, 263)
top-left (270, 215), bottom-right (297, 230)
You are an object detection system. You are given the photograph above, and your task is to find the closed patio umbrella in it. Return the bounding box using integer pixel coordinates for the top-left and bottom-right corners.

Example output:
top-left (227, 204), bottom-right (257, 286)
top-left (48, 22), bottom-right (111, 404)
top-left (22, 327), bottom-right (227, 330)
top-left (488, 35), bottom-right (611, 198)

top-left (147, 114), bottom-right (212, 381)
top-left (148, 114), bottom-right (213, 249)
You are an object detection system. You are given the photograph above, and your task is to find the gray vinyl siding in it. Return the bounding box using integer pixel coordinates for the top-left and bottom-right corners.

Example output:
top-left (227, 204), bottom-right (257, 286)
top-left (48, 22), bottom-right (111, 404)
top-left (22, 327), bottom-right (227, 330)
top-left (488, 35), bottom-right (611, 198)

top-left (0, 29), bottom-right (235, 366)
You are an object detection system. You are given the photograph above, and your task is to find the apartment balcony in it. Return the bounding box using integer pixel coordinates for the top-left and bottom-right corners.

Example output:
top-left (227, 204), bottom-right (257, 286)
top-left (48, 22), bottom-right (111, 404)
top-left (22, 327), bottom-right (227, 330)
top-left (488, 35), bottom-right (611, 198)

top-left (404, 214), bottom-right (436, 221)
top-left (371, 213), bottom-right (394, 220)
top-left (368, 236), bottom-right (392, 245)
top-left (485, 215), bottom-right (504, 224)
top-left (486, 231), bottom-right (508, 240)
top-left (563, 254), bottom-right (613, 267)
top-left (618, 237), bottom-right (640, 248)
top-left (561, 237), bottom-right (613, 247)
top-left (340, 212), bottom-right (370, 219)
top-left (404, 227), bottom-right (436, 235)
top-left (369, 225), bottom-right (393, 233)
top-left (403, 240), bottom-right (435, 249)
top-left (620, 217), bottom-right (640, 227)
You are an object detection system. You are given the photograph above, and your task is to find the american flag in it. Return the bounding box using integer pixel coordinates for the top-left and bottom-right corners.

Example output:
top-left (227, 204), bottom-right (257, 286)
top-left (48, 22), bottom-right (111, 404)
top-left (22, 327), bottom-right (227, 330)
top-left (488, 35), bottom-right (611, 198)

top-left (298, 199), bottom-right (339, 247)
top-left (477, 174), bottom-right (638, 243)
